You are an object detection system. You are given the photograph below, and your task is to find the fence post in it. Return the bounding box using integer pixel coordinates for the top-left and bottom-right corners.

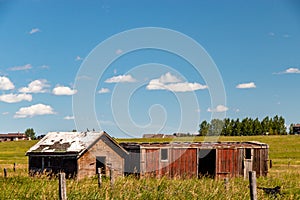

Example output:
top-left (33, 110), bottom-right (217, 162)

top-left (97, 168), bottom-right (102, 188)
top-left (110, 168), bottom-right (114, 187)
top-left (224, 177), bottom-right (229, 190)
top-left (13, 163), bottom-right (16, 172)
top-left (4, 168), bottom-right (7, 178)
top-left (269, 160), bottom-right (272, 168)
top-left (249, 171), bottom-right (257, 200)
top-left (59, 172), bottom-right (67, 200)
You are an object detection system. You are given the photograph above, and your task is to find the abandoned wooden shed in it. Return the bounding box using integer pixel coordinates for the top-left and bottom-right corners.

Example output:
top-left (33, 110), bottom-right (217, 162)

top-left (120, 141), bottom-right (269, 179)
top-left (26, 131), bottom-right (128, 179)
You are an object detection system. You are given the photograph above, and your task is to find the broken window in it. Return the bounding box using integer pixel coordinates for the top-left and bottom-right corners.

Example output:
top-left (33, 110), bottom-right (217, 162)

top-left (245, 148), bottom-right (251, 159)
top-left (161, 149), bottom-right (168, 161)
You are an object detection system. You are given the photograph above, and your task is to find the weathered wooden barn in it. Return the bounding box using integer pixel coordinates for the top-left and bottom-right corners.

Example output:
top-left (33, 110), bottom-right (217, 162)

top-left (27, 131), bottom-right (269, 179)
top-left (26, 131), bottom-right (128, 179)
top-left (120, 141), bottom-right (269, 179)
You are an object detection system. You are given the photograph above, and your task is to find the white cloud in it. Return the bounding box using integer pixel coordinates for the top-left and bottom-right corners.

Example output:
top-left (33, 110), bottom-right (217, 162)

top-left (98, 88), bottom-right (110, 94)
top-left (14, 104), bottom-right (55, 118)
top-left (29, 28), bottom-right (40, 34)
top-left (0, 93), bottom-right (32, 103)
top-left (284, 67), bottom-right (300, 74)
top-left (268, 32), bottom-right (275, 37)
top-left (19, 79), bottom-right (50, 93)
top-left (52, 86), bottom-right (77, 95)
top-left (115, 49), bottom-right (123, 55)
top-left (39, 65), bottom-right (49, 69)
top-left (146, 72), bottom-right (207, 92)
top-left (75, 56), bottom-right (83, 61)
top-left (207, 105), bottom-right (229, 113)
top-left (158, 72), bottom-right (181, 83)
top-left (236, 82), bottom-right (256, 89)
top-left (105, 74), bottom-right (136, 83)
top-left (8, 64), bottom-right (32, 71)
top-left (2, 112), bottom-right (9, 115)
top-left (64, 115), bottom-right (75, 120)
top-left (0, 76), bottom-right (15, 90)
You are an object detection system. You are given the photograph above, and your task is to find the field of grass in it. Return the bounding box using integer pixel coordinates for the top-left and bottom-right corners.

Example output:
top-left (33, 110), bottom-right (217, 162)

top-left (0, 135), bottom-right (299, 199)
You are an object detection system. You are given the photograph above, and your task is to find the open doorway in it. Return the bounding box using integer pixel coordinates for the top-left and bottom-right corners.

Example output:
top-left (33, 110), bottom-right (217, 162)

top-left (198, 149), bottom-right (216, 178)
top-left (96, 156), bottom-right (106, 175)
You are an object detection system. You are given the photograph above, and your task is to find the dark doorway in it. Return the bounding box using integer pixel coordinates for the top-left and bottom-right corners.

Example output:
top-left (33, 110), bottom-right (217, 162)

top-left (96, 156), bottom-right (106, 175)
top-left (198, 149), bottom-right (216, 177)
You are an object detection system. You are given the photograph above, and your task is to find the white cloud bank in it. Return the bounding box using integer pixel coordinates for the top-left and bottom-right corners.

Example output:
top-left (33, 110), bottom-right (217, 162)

top-left (105, 74), bottom-right (136, 83)
top-left (0, 76), bottom-right (15, 90)
top-left (207, 105), bottom-right (228, 113)
top-left (146, 72), bottom-right (207, 92)
top-left (19, 79), bottom-right (49, 93)
top-left (236, 82), bottom-right (256, 89)
top-left (52, 86), bottom-right (77, 95)
top-left (98, 88), bottom-right (110, 94)
top-left (8, 64), bottom-right (32, 71)
top-left (14, 104), bottom-right (55, 118)
top-left (0, 93), bottom-right (32, 103)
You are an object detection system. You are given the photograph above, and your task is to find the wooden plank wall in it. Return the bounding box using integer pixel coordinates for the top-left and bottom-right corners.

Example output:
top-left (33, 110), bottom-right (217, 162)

top-left (143, 148), bottom-right (197, 178)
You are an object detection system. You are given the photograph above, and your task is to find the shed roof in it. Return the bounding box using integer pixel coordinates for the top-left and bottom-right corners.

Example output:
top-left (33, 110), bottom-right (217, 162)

top-left (26, 131), bottom-right (105, 155)
top-left (120, 141), bottom-right (269, 149)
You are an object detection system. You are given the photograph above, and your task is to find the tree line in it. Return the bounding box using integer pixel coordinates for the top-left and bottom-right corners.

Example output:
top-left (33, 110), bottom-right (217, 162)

top-left (198, 115), bottom-right (288, 136)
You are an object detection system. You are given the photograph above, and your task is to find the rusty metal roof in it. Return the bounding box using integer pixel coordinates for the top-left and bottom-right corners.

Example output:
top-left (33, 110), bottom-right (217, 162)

top-left (26, 131), bottom-right (104, 154)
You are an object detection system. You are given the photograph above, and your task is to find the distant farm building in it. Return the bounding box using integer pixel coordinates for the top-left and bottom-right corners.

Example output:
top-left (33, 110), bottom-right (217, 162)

top-left (26, 132), bottom-right (269, 179)
top-left (26, 131), bottom-right (128, 179)
top-left (0, 133), bottom-right (27, 142)
top-left (292, 124), bottom-right (300, 134)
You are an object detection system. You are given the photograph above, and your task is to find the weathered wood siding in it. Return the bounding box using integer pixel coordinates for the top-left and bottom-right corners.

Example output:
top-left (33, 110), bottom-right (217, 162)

top-left (141, 148), bottom-right (197, 178)
top-left (252, 148), bottom-right (268, 177)
top-left (77, 139), bottom-right (124, 180)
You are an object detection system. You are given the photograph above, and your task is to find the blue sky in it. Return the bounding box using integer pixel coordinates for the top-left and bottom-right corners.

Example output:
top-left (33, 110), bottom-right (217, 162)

top-left (0, 0), bottom-right (299, 137)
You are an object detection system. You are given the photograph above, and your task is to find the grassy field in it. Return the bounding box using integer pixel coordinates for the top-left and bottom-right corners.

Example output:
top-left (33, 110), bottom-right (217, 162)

top-left (0, 135), bottom-right (299, 199)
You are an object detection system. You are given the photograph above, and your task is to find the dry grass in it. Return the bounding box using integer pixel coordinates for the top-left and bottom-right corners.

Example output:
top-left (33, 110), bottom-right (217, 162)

top-left (0, 136), bottom-right (299, 199)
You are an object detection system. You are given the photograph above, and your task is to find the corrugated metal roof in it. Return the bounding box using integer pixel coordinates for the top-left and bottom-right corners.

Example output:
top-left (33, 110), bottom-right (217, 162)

top-left (26, 131), bottom-right (104, 154)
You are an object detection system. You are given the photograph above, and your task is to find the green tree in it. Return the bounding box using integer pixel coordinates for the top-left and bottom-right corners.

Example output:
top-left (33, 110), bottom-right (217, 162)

top-left (209, 119), bottom-right (224, 136)
top-left (222, 118), bottom-right (232, 136)
top-left (25, 128), bottom-right (36, 139)
top-left (198, 120), bottom-right (210, 136)
top-left (261, 116), bottom-right (270, 135)
top-left (253, 118), bottom-right (263, 135)
top-left (233, 118), bottom-right (242, 136)
top-left (289, 123), bottom-right (294, 135)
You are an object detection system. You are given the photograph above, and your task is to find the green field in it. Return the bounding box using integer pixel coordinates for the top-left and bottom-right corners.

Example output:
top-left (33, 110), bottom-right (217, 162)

top-left (0, 136), bottom-right (299, 199)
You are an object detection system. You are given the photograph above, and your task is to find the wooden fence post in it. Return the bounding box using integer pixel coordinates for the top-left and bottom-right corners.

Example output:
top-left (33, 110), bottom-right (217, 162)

top-left (269, 160), bottom-right (272, 168)
top-left (13, 163), bottom-right (16, 172)
top-left (224, 177), bottom-right (229, 190)
top-left (97, 168), bottom-right (102, 188)
top-left (110, 168), bottom-right (114, 187)
top-left (59, 172), bottom-right (67, 200)
top-left (4, 168), bottom-right (7, 178)
top-left (249, 171), bottom-right (257, 200)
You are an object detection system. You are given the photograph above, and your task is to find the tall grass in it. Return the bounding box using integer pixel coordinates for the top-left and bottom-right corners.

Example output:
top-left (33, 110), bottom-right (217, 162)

top-left (0, 136), bottom-right (299, 199)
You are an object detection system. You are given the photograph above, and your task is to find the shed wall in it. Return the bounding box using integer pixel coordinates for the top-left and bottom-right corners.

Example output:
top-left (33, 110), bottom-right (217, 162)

top-left (77, 139), bottom-right (124, 180)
